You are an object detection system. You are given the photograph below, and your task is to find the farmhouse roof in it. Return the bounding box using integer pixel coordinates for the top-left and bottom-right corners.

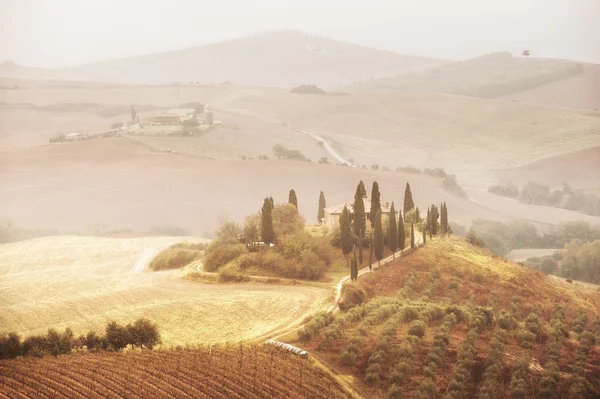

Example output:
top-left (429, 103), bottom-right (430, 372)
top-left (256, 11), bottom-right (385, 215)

top-left (324, 198), bottom-right (393, 215)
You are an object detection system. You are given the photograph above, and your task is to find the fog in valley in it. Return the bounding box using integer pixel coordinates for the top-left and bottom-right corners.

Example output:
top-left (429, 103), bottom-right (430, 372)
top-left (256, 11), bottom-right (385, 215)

top-left (1, 2), bottom-right (600, 398)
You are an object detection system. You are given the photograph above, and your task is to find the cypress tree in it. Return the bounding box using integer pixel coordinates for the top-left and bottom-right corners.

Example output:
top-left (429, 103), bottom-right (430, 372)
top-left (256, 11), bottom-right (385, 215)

top-left (353, 182), bottom-right (367, 265)
top-left (388, 202), bottom-right (398, 259)
top-left (261, 197), bottom-right (274, 245)
top-left (369, 232), bottom-right (374, 271)
top-left (423, 227), bottom-right (427, 244)
top-left (397, 211), bottom-right (406, 251)
top-left (374, 210), bottom-right (384, 267)
top-left (288, 189), bottom-right (298, 209)
top-left (427, 207), bottom-right (432, 239)
top-left (358, 180), bottom-right (367, 198)
top-left (340, 206), bottom-right (354, 267)
top-left (352, 249), bottom-right (358, 281)
top-left (415, 206), bottom-right (421, 223)
top-left (403, 182), bottom-right (414, 216)
top-left (317, 191), bottom-right (326, 224)
top-left (410, 223), bottom-right (415, 249)
top-left (369, 181), bottom-right (381, 228)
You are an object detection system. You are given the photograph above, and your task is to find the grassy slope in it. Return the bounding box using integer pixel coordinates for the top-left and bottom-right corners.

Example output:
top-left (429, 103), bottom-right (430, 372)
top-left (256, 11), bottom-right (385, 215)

top-left (348, 52), bottom-right (584, 98)
top-left (0, 236), bottom-right (330, 345)
top-left (221, 89), bottom-right (600, 188)
top-left (294, 237), bottom-right (600, 398)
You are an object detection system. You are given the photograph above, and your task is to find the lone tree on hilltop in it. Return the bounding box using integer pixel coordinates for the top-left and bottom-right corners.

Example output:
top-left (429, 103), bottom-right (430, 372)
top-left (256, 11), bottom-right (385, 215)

top-left (398, 210), bottom-right (406, 251)
top-left (410, 223), bottom-right (415, 249)
top-left (369, 181), bottom-right (381, 228)
top-left (388, 202), bottom-right (398, 259)
top-left (317, 191), bottom-right (326, 224)
top-left (340, 205), bottom-right (354, 267)
top-left (374, 210), bottom-right (384, 267)
top-left (522, 49), bottom-right (531, 58)
top-left (261, 197), bottom-right (274, 245)
top-left (288, 189), bottom-right (298, 209)
top-left (353, 182), bottom-right (367, 264)
top-left (404, 183), bottom-right (414, 216)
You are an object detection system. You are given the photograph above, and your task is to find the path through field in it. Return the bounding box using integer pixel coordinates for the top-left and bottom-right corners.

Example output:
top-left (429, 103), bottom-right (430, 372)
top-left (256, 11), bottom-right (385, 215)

top-left (0, 236), bottom-right (330, 345)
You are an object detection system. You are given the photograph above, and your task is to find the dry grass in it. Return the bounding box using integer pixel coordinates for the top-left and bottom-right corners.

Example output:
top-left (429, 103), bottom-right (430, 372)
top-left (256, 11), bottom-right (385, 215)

top-left (0, 236), bottom-right (330, 345)
top-left (221, 89), bottom-right (600, 188)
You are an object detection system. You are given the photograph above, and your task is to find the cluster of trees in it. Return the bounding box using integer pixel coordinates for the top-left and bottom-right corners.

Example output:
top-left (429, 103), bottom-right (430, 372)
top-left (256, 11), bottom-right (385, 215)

top-left (290, 84), bottom-right (326, 94)
top-left (467, 219), bottom-right (600, 256)
top-left (336, 180), bottom-right (452, 279)
top-left (0, 319), bottom-right (160, 359)
top-left (559, 239), bottom-right (600, 284)
top-left (148, 242), bottom-right (206, 271)
top-left (489, 182), bottom-right (600, 217)
top-left (202, 190), bottom-right (338, 280)
top-left (272, 144), bottom-right (309, 161)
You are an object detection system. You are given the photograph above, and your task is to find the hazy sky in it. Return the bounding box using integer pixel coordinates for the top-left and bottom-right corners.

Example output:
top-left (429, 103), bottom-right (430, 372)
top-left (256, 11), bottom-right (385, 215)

top-left (1, 0), bottom-right (599, 67)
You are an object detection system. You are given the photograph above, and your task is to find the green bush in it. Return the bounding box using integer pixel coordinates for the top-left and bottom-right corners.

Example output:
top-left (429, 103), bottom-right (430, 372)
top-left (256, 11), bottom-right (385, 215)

top-left (217, 264), bottom-right (248, 282)
top-left (203, 244), bottom-right (247, 272)
top-left (149, 246), bottom-right (202, 271)
top-left (339, 283), bottom-right (367, 312)
top-left (408, 320), bottom-right (426, 338)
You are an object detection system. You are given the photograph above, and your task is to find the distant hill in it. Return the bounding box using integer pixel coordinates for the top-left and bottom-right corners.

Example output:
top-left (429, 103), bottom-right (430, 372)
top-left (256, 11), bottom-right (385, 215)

top-left (70, 32), bottom-right (442, 87)
top-left (349, 52), bottom-right (584, 99)
top-left (498, 63), bottom-right (600, 110)
top-left (0, 61), bottom-right (87, 82)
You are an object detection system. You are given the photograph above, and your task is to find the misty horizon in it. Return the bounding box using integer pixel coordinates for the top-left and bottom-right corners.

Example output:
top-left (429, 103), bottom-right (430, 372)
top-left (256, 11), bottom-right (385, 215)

top-left (1, 0), bottom-right (599, 68)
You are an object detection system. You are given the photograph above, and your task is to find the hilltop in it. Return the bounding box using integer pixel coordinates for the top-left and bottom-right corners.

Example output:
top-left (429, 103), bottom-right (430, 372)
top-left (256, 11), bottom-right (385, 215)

top-left (347, 52), bottom-right (584, 99)
top-left (295, 237), bottom-right (600, 398)
top-left (70, 32), bottom-right (442, 87)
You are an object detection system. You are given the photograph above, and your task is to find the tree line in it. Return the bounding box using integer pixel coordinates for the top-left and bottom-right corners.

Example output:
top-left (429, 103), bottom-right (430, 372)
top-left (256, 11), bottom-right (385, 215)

top-left (0, 318), bottom-right (160, 359)
top-left (335, 180), bottom-right (451, 280)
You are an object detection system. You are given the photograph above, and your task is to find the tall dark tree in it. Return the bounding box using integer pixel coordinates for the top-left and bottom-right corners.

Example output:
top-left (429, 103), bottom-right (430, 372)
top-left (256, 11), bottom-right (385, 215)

top-left (410, 223), bottom-right (415, 249)
top-left (427, 208), bottom-right (432, 239)
top-left (440, 202), bottom-right (449, 235)
top-left (368, 232), bottom-right (374, 271)
top-left (397, 211), bottom-right (406, 251)
top-left (353, 182), bottom-right (367, 265)
top-left (388, 202), bottom-right (398, 259)
top-left (404, 182), bottom-right (415, 216)
top-left (374, 210), bottom-right (384, 267)
top-left (261, 197), bottom-right (274, 245)
top-left (340, 206), bottom-right (354, 267)
top-left (369, 181), bottom-right (381, 228)
top-left (131, 105), bottom-right (137, 122)
top-left (430, 204), bottom-right (439, 235)
top-left (288, 189), bottom-right (298, 209)
top-left (351, 249), bottom-right (358, 281)
top-left (317, 191), bottom-right (326, 224)
top-left (358, 180), bottom-right (367, 198)
top-left (415, 206), bottom-right (421, 223)
top-left (423, 228), bottom-right (427, 245)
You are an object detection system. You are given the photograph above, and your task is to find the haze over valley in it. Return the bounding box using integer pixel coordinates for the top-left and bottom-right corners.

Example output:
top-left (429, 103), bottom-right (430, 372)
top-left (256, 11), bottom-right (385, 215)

top-left (2, 1), bottom-right (600, 398)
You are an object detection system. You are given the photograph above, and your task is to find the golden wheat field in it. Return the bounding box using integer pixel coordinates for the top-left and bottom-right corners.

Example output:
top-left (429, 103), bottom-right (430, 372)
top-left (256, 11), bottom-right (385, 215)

top-left (0, 236), bottom-right (330, 345)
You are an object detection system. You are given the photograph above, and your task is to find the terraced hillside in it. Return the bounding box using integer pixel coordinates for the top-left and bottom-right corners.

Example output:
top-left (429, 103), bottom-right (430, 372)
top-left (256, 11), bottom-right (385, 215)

top-left (0, 344), bottom-right (355, 399)
top-left (295, 237), bottom-right (600, 398)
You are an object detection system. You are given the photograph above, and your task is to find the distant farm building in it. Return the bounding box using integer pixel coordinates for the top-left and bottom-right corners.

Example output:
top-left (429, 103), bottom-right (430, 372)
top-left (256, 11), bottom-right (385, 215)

top-left (323, 197), bottom-right (397, 231)
top-left (140, 109), bottom-right (195, 126)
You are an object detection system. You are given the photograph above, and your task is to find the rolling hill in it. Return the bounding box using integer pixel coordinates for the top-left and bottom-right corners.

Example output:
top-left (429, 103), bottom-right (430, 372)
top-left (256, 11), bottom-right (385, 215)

top-left (495, 145), bottom-right (600, 193)
top-left (348, 52), bottom-right (585, 99)
top-left (294, 237), bottom-right (600, 398)
top-left (70, 31), bottom-right (442, 87)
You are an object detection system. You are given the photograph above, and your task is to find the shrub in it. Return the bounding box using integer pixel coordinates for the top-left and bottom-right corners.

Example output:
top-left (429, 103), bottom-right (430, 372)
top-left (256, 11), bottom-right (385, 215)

top-left (149, 246), bottom-right (202, 271)
top-left (182, 119), bottom-right (199, 128)
top-left (110, 122), bottom-right (123, 129)
top-left (272, 144), bottom-right (309, 161)
top-left (408, 320), bottom-right (426, 338)
top-left (339, 283), bottom-right (367, 312)
top-left (387, 384), bottom-right (403, 399)
top-left (465, 231), bottom-right (485, 248)
top-left (339, 350), bottom-right (357, 366)
top-left (217, 264), bottom-right (247, 282)
top-left (488, 183), bottom-right (520, 198)
top-left (126, 318), bottom-right (161, 349)
top-left (203, 244), bottom-right (247, 272)
top-left (290, 84), bottom-right (326, 94)
top-left (105, 322), bottom-right (130, 351)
